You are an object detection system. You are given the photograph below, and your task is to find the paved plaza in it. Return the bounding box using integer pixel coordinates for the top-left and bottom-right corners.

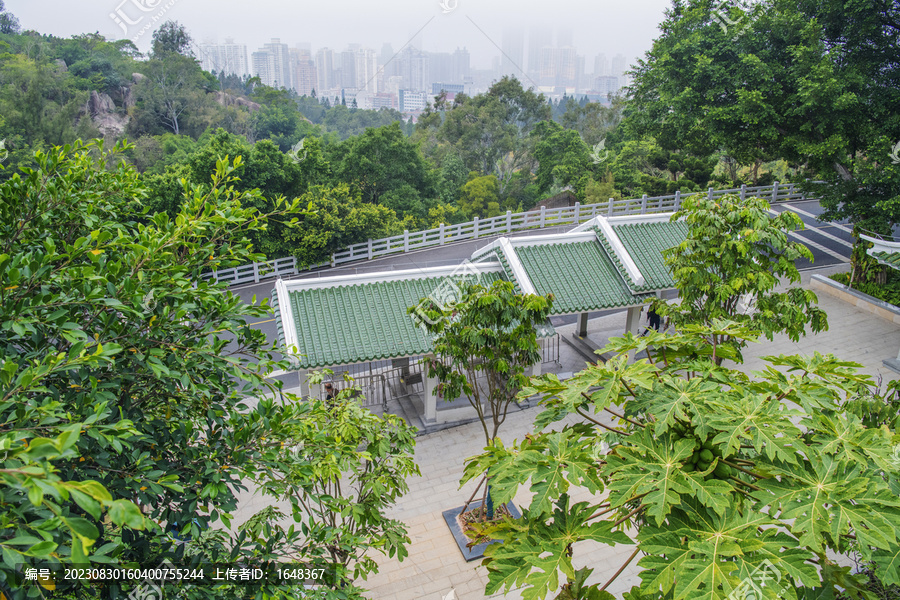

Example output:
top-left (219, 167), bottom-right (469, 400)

top-left (234, 264), bottom-right (899, 600)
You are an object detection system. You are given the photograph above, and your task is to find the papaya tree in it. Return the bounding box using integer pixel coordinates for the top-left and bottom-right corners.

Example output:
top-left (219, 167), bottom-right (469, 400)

top-left (462, 322), bottom-right (900, 599)
top-left (654, 193), bottom-right (828, 365)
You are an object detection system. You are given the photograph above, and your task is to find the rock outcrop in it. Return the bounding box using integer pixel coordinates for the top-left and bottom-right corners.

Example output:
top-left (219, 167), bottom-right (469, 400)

top-left (215, 91), bottom-right (261, 112)
top-left (86, 91), bottom-right (128, 138)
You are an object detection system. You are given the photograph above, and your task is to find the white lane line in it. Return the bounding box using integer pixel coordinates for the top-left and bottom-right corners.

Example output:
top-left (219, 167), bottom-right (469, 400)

top-left (768, 209), bottom-right (854, 251)
top-left (780, 205), bottom-right (856, 237)
top-left (787, 229), bottom-right (849, 262)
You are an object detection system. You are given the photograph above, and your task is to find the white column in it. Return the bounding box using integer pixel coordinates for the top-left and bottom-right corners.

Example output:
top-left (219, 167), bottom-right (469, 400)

top-left (307, 370), bottom-right (322, 401)
top-left (298, 369), bottom-right (309, 398)
top-left (625, 306), bottom-right (642, 363)
top-left (423, 355), bottom-right (439, 424)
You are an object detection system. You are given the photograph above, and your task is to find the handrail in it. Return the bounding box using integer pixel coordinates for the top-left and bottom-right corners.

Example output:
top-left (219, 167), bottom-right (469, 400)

top-left (206, 182), bottom-right (813, 287)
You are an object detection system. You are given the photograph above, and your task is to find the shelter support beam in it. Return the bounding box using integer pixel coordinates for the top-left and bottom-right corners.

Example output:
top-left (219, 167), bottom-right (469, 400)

top-left (884, 346), bottom-right (900, 374)
top-left (625, 306), bottom-right (642, 362)
top-left (423, 354), bottom-right (439, 424)
top-left (577, 312), bottom-right (589, 337)
top-left (298, 369), bottom-right (309, 398)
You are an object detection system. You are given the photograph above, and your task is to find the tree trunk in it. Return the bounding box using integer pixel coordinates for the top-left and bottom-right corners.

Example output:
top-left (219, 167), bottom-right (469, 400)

top-left (486, 484), bottom-right (495, 520)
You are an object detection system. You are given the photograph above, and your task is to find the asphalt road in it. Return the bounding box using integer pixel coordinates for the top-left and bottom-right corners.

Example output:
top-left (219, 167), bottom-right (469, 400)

top-left (226, 199), bottom-right (855, 376)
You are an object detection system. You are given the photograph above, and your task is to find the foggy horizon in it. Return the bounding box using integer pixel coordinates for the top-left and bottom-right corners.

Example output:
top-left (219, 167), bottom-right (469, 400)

top-left (5, 0), bottom-right (671, 71)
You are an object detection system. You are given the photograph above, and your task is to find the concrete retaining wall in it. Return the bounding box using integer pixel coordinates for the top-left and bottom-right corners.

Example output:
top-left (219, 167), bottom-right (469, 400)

top-left (810, 274), bottom-right (900, 325)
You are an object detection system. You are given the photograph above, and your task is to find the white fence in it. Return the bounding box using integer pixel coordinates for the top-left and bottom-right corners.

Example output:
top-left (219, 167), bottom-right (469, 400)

top-left (206, 182), bottom-right (811, 286)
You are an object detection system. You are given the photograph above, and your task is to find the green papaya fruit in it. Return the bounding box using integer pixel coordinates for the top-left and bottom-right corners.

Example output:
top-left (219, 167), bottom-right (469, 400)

top-left (714, 463), bottom-right (732, 478)
top-left (699, 449), bottom-right (714, 463)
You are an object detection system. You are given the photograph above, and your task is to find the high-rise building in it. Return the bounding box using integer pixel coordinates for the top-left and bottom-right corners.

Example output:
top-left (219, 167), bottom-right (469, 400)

top-left (251, 51), bottom-right (275, 86)
top-left (557, 46), bottom-right (578, 88)
top-left (527, 27), bottom-right (552, 79)
top-left (380, 43), bottom-right (395, 67)
top-left (356, 48), bottom-right (379, 93)
top-left (198, 38), bottom-right (249, 78)
top-left (290, 48), bottom-right (317, 96)
top-left (385, 75), bottom-right (403, 97)
top-left (538, 47), bottom-right (558, 87)
top-left (575, 54), bottom-right (586, 92)
top-left (252, 39), bottom-right (292, 89)
top-left (501, 28), bottom-right (525, 79)
top-left (340, 50), bottom-right (358, 90)
top-left (593, 75), bottom-right (620, 97)
top-left (594, 53), bottom-right (609, 77)
top-left (429, 52), bottom-right (454, 86)
top-left (398, 46), bottom-right (428, 92)
top-left (611, 53), bottom-right (628, 77)
top-left (537, 46), bottom-right (579, 89)
top-left (451, 47), bottom-right (470, 83)
top-left (339, 47), bottom-right (378, 93)
top-left (315, 48), bottom-right (337, 93)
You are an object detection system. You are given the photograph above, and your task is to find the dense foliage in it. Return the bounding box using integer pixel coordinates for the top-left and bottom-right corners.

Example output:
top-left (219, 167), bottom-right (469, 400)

top-left (627, 0), bottom-right (900, 252)
top-left (0, 142), bottom-right (418, 599)
top-left (465, 325), bottom-right (900, 599)
top-left (653, 193), bottom-right (828, 363)
top-left (830, 270), bottom-right (900, 308)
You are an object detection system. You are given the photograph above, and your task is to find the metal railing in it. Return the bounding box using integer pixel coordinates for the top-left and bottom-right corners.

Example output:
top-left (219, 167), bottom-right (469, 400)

top-left (204, 256), bottom-right (299, 287)
top-left (323, 371), bottom-right (389, 410)
top-left (206, 182), bottom-right (811, 287)
top-left (541, 334), bottom-right (561, 367)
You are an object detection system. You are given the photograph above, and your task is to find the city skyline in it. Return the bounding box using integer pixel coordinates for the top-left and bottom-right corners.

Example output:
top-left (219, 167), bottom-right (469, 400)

top-left (199, 34), bottom-right (632, 111)
top-left (6, 0), bottom-right (670, 71)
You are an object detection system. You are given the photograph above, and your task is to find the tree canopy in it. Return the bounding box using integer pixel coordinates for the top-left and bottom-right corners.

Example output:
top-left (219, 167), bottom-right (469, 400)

top-left (466, 324), bottom-right (900, 599)
top-left (627, 0), bottom-right (900, 232)
top-left (0, 142), bottom-right (417, 598)
top-left (654, 193), bottom-right (828, 364)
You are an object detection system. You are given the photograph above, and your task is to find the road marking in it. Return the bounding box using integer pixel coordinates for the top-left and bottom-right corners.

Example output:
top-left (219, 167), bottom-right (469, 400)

top-left (779, 205), bottom-right (855, 236)
top-left (787, 229), bottom-right (849, 262)
top-left (768, 208), bottom-right (854, 250)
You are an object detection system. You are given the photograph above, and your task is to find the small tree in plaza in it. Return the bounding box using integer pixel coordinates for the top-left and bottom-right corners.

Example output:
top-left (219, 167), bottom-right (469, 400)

top-left (411, 280), bottom-right (554, 520)
top-left (219, 389), bottom-right (421, 597)
top-left (654, 193), bottom-right (828, 364)
top-left (463, 324), bottom-right (900, 600)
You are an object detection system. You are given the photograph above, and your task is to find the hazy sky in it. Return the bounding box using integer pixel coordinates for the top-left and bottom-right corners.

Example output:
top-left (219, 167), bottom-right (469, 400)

top-left (6, 0), bottom-right (672, 70)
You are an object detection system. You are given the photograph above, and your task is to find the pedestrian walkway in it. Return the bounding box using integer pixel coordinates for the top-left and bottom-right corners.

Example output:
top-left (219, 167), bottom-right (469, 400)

top-left (357, 265), bottom-right (899, 600)
top-left (232, 265), bottom-right (898, 599)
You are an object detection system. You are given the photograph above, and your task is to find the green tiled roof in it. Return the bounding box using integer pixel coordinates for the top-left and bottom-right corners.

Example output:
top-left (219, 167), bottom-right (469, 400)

top-left (872, 250), bottom-right (900, 271)
top-left (287, 272), bottom-right (502, 368)
top-left (606, 221), bottom-right (689, 291)
top-left (472, 249), bottom-right (522, 295)
top-left (270, 288), bottom-right (287, 349)
top-left (515, 241), bottom-right (650, 314)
